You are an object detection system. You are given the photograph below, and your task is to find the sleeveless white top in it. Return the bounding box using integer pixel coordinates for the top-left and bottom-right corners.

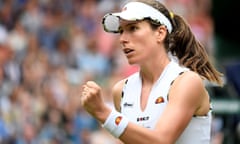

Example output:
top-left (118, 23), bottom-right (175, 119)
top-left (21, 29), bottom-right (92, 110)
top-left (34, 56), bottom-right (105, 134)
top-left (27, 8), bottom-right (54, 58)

top-left (120, 61), bottom-right (212, 144)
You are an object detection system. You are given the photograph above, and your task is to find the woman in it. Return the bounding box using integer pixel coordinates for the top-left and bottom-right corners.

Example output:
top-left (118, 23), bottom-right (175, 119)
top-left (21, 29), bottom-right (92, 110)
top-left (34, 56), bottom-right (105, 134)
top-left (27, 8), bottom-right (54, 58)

top-left (81, 0), bottom-right (223, 143)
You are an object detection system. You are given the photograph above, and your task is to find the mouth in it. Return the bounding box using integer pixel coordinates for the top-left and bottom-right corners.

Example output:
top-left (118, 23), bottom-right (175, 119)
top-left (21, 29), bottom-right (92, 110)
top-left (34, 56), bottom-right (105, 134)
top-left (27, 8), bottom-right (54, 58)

top-left (123, 48), bottom-right (134, 54)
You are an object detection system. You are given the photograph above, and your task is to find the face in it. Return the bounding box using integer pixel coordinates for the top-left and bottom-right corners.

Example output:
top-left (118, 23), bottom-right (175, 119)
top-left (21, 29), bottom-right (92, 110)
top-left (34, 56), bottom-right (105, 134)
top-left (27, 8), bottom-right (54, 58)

top-left (119, 20), bottom-right (165, 65)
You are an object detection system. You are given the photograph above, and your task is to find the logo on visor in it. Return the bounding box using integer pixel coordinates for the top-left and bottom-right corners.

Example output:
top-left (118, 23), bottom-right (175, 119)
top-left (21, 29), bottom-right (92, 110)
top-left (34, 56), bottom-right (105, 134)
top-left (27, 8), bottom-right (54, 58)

top-left (122, 6), bottom-right (127, 12)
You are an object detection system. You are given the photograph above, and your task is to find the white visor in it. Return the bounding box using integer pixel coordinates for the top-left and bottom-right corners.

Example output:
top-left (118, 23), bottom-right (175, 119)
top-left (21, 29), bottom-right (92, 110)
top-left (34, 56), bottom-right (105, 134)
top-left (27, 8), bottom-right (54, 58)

top-left (102, 2), bottom-right (173, 33)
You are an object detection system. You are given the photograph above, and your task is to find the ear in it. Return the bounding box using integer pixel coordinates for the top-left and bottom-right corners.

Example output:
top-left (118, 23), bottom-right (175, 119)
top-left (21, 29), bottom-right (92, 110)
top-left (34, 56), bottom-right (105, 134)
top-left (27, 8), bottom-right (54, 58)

top-left (156, 25), bottom-right (167, 42)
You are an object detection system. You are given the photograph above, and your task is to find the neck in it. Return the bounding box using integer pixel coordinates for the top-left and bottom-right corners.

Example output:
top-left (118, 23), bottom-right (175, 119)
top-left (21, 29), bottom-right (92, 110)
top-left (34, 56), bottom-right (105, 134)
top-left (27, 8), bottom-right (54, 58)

top-left (140, 57), bottom-right (170, 85)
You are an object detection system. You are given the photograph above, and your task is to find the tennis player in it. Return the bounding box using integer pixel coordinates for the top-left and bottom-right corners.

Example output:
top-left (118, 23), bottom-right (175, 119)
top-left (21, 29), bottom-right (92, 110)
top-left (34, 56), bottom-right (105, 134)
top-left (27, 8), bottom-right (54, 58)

top-left (81, 0), bottom-right (223, 143)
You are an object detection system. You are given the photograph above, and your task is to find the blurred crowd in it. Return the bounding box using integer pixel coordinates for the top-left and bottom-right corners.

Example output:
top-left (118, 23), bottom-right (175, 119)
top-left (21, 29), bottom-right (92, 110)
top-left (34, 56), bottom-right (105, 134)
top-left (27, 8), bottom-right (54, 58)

top-left (0, 0), bottom-right (236, 144)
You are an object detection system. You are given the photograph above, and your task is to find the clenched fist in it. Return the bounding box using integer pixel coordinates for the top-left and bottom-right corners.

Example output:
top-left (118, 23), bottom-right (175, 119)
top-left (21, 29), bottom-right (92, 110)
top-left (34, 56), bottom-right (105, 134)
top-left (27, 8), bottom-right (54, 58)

top-left (81, 81), bottom-right (111, 123)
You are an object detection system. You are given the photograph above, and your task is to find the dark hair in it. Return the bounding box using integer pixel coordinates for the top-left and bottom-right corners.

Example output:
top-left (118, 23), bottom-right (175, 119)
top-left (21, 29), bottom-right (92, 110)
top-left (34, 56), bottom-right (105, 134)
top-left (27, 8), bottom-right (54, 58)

top-left (127, 0), bottom-right (223, 86)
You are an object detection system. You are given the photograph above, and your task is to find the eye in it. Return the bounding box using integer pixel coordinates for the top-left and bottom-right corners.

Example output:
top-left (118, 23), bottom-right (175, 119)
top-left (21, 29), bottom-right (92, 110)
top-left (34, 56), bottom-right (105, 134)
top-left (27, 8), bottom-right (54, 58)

top-left (129, 25), bottom-right (138, 32)
top-left (119, 27), bottom-right (123, 34)
top-left (119, 23), bottom-right (138, 34)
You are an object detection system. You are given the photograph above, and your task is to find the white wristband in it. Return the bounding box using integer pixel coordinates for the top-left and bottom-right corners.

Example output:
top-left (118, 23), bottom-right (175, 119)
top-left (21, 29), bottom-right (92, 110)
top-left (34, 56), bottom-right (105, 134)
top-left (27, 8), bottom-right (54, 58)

top-left (102, 109), bottom-right (129, 138)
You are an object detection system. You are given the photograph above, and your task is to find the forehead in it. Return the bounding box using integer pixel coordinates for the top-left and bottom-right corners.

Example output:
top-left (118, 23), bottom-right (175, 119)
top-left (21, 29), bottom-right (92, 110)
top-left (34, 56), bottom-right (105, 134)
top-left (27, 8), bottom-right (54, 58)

top-left (119, 19), bottom-right (148, 28)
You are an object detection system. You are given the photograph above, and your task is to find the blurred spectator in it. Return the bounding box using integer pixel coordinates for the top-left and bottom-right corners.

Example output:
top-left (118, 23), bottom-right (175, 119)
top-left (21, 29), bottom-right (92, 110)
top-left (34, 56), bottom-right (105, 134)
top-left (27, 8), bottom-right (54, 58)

top-left (49, 36), bottom-right (77, 68)
top-left (73, 0), bottom-right (99, 37)
top-left (72, 108), bottom-right (99, 144)
top-left (0, 115), bottom-right (9, 143)
top-left (76, 37), bottom-right (111, 79)
top-left (37, 7), bottom-right (61, 52)
top-left (20, 0), bottom-right (43, 34)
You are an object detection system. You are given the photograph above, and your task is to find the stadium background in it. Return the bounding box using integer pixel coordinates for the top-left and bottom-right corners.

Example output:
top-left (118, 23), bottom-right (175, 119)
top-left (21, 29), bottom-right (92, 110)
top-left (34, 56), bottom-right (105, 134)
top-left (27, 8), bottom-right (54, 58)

top-left (0, 0), bottom-right (239, 144)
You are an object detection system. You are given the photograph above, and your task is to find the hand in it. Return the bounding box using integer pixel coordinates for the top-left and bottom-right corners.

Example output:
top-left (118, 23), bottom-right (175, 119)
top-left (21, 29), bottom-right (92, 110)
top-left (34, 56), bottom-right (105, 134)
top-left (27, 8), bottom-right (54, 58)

top-left (81, 81), bottom-right (110, 123)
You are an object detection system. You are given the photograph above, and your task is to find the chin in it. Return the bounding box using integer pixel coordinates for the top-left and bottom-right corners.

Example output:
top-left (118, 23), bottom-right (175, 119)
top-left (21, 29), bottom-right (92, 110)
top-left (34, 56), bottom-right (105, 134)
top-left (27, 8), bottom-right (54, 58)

top-left (127, 60), bottom-right (138, 65)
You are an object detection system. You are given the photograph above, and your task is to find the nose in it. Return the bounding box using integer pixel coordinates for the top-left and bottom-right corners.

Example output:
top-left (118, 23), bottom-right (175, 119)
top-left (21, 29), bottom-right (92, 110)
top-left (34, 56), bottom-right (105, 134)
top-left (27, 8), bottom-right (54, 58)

top-left (119, 32), bottom-right (129, 47)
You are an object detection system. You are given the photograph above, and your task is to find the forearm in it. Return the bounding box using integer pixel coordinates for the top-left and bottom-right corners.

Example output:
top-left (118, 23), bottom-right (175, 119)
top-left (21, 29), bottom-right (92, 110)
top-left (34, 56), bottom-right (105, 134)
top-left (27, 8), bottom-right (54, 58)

top-left (119, 122), bottom-right (171, 144)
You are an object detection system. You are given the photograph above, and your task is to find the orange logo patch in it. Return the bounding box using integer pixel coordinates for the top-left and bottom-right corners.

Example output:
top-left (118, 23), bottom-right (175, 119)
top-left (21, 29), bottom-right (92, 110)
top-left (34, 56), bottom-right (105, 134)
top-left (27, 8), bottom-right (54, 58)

top-left (115, 116), bottom-right (122, 125)
top-left (155, 96), bottom-right (164, 104)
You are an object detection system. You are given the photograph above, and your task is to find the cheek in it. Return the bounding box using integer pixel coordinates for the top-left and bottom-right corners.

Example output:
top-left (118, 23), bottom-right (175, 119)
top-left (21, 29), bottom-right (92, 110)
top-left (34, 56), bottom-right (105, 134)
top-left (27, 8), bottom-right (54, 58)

top-left (134, 33), bottom-right (155, 52)
top-left (134, 28), bottom-right (156, 46)
top-left (134, 33), bottom-right (151, 47)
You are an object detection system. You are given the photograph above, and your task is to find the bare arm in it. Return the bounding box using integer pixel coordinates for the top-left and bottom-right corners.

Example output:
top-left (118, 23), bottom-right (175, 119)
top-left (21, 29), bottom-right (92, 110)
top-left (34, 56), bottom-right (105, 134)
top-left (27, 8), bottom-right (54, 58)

top-left (112, 79), bottom-right (126, 112)
top-left (81, 71), bottom-right (209, 144)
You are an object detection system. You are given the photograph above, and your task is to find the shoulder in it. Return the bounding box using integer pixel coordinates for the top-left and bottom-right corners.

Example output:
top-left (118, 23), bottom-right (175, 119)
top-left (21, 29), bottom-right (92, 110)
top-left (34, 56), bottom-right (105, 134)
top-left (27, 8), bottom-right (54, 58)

top-left (176, 71), bottom-right (203, 86)
top-left (112, 78), bottom-right (127, 94)
top-left (172, 71), bottom-right (205, 95)
top-left (168, 71), bottom-right (206, 110)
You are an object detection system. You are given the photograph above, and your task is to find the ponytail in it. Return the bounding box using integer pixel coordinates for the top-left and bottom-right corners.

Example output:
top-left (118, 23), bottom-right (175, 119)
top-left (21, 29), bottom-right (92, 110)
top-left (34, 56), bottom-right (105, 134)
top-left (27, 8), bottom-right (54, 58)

top-left (168, 14), bottom-right (223, 86)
